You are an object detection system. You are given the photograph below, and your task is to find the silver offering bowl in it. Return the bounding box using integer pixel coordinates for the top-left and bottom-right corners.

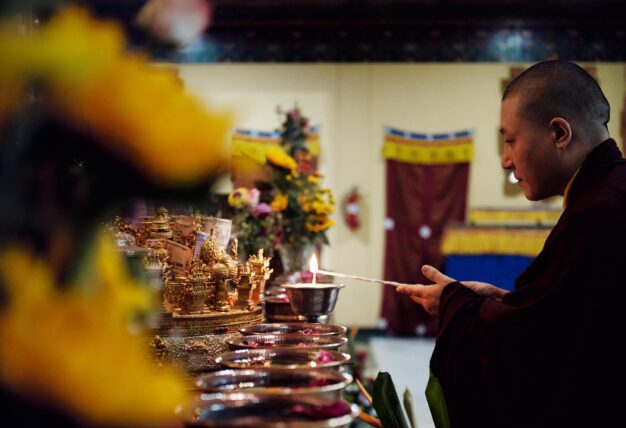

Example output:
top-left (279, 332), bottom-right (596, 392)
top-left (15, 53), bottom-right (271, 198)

top-left (195, 367), bottom-right (352, 401)
top-left (215, 348), bottom-right (352, 371)
top-left (239, 322), bottom-right (347, 337)
top-left (176, 392), bottom-right (359, 427)
top-left (226, 333), bottom-right (348, 351)
top-left (281, 283), bottom-right (345, 323)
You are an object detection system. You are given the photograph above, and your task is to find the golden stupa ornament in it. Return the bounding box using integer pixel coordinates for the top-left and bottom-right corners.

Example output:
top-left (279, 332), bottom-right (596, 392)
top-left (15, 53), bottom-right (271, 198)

top-left (150, 207), bottom-right (173, 239)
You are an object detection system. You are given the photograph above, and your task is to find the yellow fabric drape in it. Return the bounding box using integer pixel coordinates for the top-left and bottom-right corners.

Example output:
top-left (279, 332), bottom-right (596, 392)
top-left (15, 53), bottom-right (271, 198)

top-left (382, 132), bottom-right (473, 165)
top-left (467, 209), bottom-right (561, 225)
top-left (442, 227), bottom-right (551, 257)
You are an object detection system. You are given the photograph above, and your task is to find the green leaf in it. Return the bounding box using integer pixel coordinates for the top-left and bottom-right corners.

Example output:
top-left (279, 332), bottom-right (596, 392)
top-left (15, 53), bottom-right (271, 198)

top-left (425, 370), bottom-right (451, 428)
top-left (372, 372), bottom-right (410, 428)
top-left (403, 388), bottom-right (417, 428)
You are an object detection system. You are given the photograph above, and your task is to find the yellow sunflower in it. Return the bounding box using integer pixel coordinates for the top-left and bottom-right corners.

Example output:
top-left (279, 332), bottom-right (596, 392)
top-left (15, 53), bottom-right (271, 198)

top-left (305, 216), bottom-right (334, 232)
top-left (266, 146), bottom-right (297, 171)
top-left (311, 201), bottom-right (335, 215)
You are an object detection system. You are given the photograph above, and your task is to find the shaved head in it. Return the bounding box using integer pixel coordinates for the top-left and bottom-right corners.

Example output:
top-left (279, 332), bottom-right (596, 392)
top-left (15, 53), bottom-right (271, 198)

top-left (503, 61), bottom-right (610, 139)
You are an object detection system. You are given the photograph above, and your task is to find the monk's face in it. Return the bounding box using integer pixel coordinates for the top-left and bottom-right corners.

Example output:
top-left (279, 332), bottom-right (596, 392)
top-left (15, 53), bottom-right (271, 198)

top-left (500, 95), bottom-right (564, 201)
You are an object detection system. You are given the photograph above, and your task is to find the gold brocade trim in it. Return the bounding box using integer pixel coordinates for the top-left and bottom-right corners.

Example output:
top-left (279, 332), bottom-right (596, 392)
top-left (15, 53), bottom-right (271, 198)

top-left (382, 138), bottom-right (473, 165)
top-left (442, 227), bottom-right (551, 257)
top-left (562, 168), bottom-right (580, 209)
top-left (232, 135), bottom-right (320, 165)
top-left (468, 209), bottom-right (562, 225)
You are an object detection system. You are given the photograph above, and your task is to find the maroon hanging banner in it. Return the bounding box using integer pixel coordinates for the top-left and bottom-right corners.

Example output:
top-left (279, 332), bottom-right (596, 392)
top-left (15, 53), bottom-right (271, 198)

top-left (380, 128), bottom-right (472, 336)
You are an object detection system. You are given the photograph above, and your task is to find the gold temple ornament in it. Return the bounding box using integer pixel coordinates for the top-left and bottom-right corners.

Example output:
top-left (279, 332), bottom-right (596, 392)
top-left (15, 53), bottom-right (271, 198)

top-left (112, 207), bottom-right (273, 371)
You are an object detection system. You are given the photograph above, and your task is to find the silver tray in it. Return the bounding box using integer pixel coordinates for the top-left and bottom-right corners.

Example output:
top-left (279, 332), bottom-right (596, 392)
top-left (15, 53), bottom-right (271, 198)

top-left (239, 323), bottom-right (347, 337)
top-left (215, 348), bottom-right (351, 370)
top-left (195, 368), bottom-right (352, 401)
top-left (226, 334), bottom-right (348, 351)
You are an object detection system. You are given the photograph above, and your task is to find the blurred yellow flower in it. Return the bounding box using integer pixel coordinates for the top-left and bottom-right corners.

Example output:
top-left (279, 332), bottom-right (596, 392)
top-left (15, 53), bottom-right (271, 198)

top-left (311, 201), bottom-right (335, 215)
top-left (271, 194), bottom-right (288, 212)
top-left (307, 174), bottom-right (320, 184)
top-left (228, 187), bottom-right (249, 208)
top-left (266, 146), bottom-right (297, 171)
top-left (305, 217), bottom-right (334, 232)
top-left (0, 7), bottom-right (231, 184)
top-left (0, 233), bottom-right (190, 426)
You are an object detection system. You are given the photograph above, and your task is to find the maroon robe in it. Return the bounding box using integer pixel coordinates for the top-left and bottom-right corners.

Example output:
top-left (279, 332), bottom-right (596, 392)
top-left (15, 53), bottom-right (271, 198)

top-left (431, 139), bottom-right (626, 427)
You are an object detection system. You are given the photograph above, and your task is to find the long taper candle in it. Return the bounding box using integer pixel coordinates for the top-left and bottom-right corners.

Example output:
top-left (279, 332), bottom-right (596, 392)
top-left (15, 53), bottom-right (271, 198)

top-left (313, 268), bottom-right (411, 288)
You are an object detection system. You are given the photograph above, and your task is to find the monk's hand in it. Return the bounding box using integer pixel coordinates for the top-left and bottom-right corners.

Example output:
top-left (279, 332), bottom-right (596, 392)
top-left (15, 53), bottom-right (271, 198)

top-left (461, 281), bottom-right (508, 302)
top-left (395, 265), bottom-right (454, 317)
top-left (416, 264), bottom-right (509, 301)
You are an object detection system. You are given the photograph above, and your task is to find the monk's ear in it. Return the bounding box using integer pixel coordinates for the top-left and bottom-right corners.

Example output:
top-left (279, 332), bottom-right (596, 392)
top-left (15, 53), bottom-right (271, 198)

top-left (549, 117), bottom-right (572, 150)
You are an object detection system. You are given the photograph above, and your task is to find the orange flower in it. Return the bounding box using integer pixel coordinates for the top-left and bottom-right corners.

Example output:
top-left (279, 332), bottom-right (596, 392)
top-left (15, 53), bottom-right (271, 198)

top-left (271, 194), bottom-right (288, 212)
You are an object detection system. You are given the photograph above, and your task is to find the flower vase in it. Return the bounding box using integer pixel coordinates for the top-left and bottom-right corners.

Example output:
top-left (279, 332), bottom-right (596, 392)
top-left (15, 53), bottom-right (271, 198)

top-left (278, 242), bottom-right (315, 278)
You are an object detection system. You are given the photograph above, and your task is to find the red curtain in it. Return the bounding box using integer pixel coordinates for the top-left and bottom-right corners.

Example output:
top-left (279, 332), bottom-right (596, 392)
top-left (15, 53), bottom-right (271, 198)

top-left (381, 159), bottom-right (470, 336)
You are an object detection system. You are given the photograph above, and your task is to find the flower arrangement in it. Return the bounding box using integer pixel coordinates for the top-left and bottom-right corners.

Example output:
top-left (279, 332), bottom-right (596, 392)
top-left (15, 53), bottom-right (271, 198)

top-left (228, 187), bottom-right (281, 259)
top-left (0, 6), bottom-right (231, 427)
top-left (229, 107), bottom-right (335, 269)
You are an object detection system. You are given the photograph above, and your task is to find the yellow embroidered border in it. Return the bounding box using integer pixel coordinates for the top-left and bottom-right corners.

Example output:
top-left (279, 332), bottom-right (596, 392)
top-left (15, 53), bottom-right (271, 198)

top-left (468, 209), bottom-right (562, 225)
top-left (383, 136), bottom-right (473, 165)
top-left (442, 227), bottom-right (551, 257)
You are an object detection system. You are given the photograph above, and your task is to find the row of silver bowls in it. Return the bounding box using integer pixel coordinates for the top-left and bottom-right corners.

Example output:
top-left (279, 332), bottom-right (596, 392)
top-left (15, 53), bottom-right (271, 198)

top-left (179, 322), bottom-right (356, 427)
top-left (178, 392), bottom-right (359, 427)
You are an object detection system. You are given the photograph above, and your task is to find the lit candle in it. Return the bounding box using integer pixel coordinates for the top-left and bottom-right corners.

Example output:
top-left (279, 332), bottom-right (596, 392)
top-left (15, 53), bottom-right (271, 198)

top-left (310, 254), bottom-right (318, 285)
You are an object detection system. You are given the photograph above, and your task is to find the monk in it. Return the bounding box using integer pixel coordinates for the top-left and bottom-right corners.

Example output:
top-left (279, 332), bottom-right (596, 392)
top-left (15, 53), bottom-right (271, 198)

top-left (397, 60), bottom-right (626, 427)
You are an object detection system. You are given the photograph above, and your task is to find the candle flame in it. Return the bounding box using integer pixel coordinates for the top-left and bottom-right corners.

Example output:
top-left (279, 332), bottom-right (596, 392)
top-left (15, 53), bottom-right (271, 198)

top-left (310, 254), bottom-right (318, 273)
top-left (310, 254), bottom-right (318, 285)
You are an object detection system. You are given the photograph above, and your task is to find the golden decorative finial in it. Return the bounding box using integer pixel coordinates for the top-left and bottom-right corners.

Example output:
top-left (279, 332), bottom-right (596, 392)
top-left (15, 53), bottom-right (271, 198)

top-left (200, 235), bottom-right (222, 265)
top-left (228, 237), bottom-right (238, 260)
top-left (150, 207), bottom-right (173, 239)
top-left (212, 262), bottom-right (230, 312)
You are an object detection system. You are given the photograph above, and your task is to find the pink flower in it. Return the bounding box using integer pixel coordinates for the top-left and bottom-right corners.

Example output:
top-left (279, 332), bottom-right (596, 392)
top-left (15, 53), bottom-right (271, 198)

top-left (252, 203), bottom-right (272, 219)
top-left (247, 188), bottom-right (260, 207)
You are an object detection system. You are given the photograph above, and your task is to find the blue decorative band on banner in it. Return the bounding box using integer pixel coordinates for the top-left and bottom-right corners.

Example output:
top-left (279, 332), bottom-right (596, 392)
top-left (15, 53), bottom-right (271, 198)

top-left (232, 125), bottom-right (320, 165)
top-left (383, 126), bottom-right (474, 165)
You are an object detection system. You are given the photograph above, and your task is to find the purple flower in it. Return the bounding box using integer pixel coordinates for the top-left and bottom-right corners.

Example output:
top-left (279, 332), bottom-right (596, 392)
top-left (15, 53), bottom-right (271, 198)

top-left (252, 202), bottom-right (272, 218)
